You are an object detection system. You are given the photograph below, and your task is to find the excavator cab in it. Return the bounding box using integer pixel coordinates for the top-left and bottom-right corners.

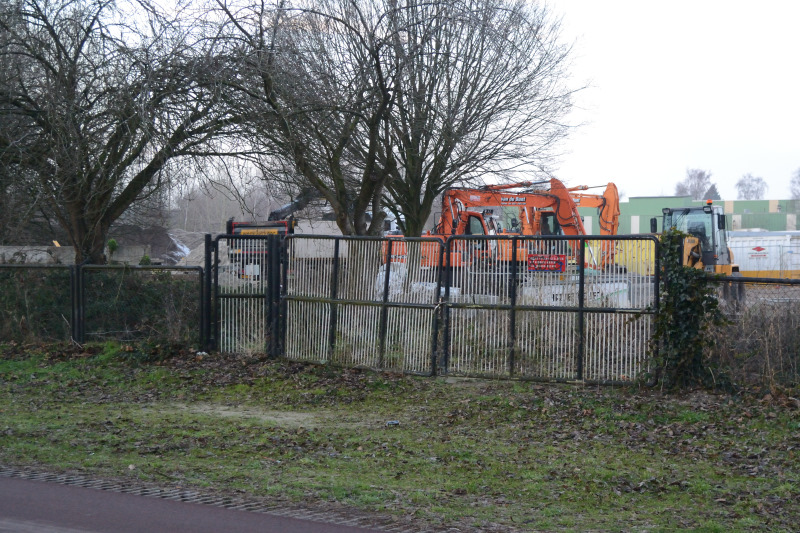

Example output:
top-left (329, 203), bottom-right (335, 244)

top-left (463, 214), bottom-right (487, 236)
top-left (538, 212), bottom-right (563, 236)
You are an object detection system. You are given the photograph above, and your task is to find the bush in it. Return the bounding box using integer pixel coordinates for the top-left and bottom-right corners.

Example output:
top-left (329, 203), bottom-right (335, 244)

top-left (83, 268), bottom-right (200, 344)
top-left (648, 229), bottom-right (727, 390)
top-left (0, 267), bottom-right (72, 342)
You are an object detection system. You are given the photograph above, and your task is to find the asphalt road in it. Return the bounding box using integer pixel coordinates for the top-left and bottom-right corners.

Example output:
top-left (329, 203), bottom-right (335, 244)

top-left (0, 476), bottom-right (382, 533)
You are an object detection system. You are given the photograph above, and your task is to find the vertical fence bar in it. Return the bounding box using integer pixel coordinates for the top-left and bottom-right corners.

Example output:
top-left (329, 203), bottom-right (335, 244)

top-left (327, 239), bottom-right (341, 360)
top-left (378, 239), bottom-right (392, 367)
top-left (430, 241), bottom-right (445, 376)
top-left (508, 236), bottom-right (518, 376)
top-left (577, 237), bottom-right (586, 380)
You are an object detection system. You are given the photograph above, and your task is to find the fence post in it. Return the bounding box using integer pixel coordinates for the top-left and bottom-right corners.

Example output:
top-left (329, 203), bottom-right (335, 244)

top-left (279, 237), bottom-right (290, 357)
top-left (378, 239), bottom-right (392, 368)
top-left (441, 238), bottom-right (453, 375)
top-left (327, 239), bottom-right (341, 361)
top-left (266, 235), bottom-right (281, 358)
top-left (431, 241), bottom-right (446, 376)
top-left (203, 234), bottom-right (215, 351)
top-left (577, 238), bottom-right (586, 381)
top-left (508, 236), bottom-right (518, 376)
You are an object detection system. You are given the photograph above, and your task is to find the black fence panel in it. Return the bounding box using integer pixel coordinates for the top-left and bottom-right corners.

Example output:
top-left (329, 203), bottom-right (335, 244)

top-left (706, 276), bottom-right (800, 388)
top-left (440, 234), bottom-right (659, 382)
top-left (280, 235), bottom-right (444, 375)
top-left (81, 266), bottom-right (204, 345)
top-left (209, 233), bottom-right (285, 355)
top-left (273, 234), bottom-right (658, 382)
top-left (0, 265), bottom-right (72, 343)
top-left (0, 264), bottom-right (204, 347)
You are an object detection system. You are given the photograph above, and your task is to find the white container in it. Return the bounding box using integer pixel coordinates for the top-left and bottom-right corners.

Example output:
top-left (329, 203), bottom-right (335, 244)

top-left (728, 231), bottom-right (800, 279)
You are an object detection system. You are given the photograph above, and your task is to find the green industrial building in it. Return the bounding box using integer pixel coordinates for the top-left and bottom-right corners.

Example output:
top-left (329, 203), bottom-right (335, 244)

top-left (579, 196), bottom-right (798, 235)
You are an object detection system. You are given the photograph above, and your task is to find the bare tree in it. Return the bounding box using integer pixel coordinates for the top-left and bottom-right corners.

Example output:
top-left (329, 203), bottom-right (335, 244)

top-left (736, 173), bottom-right (768, 200)
top-left (170, 170), bottom-right (280, 233)
top-left (384, 0), bottom-right (575, 236)
top-left (0, 0), bottom-right (237, 263)
top-left (674, 169), bottom-right (713, 200)
top-left (208, 0), bottom-right (400, 236)
top-left (0, 2), bottom-right (43, 244)
top-left (790, 168), bottom-right (800, 199)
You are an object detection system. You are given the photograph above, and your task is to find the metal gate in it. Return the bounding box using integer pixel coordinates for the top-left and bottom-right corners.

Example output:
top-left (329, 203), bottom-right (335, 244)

top-left (208, 233), bottom-right (659, 383)
top-left (281, 236), bottom-right (444, 374)
top-left (206, 233), bottom-right (284, 355)
top-left (439, 235), bottom-right (658, 381)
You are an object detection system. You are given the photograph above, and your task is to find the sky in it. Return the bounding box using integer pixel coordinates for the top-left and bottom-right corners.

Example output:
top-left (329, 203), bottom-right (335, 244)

top-left (546, 0), bottom-right (800, 201)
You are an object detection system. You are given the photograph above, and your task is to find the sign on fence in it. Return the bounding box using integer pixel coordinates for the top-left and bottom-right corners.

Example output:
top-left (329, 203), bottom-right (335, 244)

top-left (527, 254), bottom-right (567, 272)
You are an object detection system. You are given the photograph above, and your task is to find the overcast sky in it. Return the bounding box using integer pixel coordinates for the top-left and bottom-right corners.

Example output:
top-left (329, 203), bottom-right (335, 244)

top-left (547, 0), bottom-right (799, 201)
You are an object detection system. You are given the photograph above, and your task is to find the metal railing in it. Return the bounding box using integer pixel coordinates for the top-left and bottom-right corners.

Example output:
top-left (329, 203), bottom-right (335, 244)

top-left (0, 264), bottom-right (204, 346)
top-left (276, 234), bottom-right (659, 382)
top-left (706, 275), bottom-right (800, 387)
top-left (282, 236), bottom-right (444, 375)
top-left (5, 234), bottom-right (799, 388)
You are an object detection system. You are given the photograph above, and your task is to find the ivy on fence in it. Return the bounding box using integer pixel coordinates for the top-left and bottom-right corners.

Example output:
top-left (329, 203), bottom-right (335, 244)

top-left (649, 229), bottom-right (728, 389)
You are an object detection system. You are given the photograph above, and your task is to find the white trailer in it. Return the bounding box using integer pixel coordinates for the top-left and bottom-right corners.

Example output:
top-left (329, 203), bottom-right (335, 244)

top-left (728, 231), bottom-right (800, 279)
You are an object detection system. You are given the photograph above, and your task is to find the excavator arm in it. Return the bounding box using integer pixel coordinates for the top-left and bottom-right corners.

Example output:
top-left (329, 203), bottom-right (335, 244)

top-left (437, 178), bottom-right (586, 236)
top-left (567, 182), bottom-right (620, 236)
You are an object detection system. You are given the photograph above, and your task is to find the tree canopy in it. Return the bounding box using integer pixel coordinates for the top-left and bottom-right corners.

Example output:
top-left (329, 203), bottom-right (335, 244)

top-left (0, 0), bottom-right (238, 262)
top-left (383, 0), bottom-right (574, 236)
top-left (206, 0), bottom-right (575, 236)
top-left (1, 0), bottom-right (579, 258)
top-left (735, 174), bottom-right (768, 200)
top-left (674, 169), bottom-right (714, 201)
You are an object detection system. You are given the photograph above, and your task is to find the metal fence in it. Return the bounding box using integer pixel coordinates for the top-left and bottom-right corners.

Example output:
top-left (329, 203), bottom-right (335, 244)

top-left (281, 236), bottom-right (443, 374)
top-left (5, 234), bottom-right (798, 388)
top-left (0, 265), bottom-right (72, 342)
top-left (706, 276), bottom-right (800, 387)
top-left (207, 233), bottom-right (283, 355)
top-left (0, 264), bottom-right (204, 346)
top-left (273, 234), bottom-right (659, 382)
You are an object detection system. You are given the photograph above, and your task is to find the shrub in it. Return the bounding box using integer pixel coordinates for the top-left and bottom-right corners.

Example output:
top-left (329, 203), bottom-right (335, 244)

top-left (648, 229), bottom-right (727, 390)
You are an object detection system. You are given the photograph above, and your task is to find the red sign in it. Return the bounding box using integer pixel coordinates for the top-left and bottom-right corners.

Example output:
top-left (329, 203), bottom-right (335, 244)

top-left (527, 254), bottom-right (567, 272)
top-left (751, 246), bottom-right (766, 252)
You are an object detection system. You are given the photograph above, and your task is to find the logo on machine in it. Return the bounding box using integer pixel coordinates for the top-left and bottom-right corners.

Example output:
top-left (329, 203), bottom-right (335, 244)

top-left (501, 196), bottom-right (526, 204)
top-left (751, 246), bottom-right (766, 252)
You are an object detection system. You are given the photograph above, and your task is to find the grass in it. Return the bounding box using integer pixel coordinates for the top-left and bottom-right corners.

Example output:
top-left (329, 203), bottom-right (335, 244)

top-left (1, 341), bottom-right (799, 531)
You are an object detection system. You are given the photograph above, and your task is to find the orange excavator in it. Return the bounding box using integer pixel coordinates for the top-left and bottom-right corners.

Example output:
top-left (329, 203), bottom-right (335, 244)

top-left (435, 178), bottom-right (585, 236)
top-left (386, 177), bottom-right (620, 270)
top-left (564, 182), bottom-right (620, 269)
top-left (430, 178), bottom-right (585, 268)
